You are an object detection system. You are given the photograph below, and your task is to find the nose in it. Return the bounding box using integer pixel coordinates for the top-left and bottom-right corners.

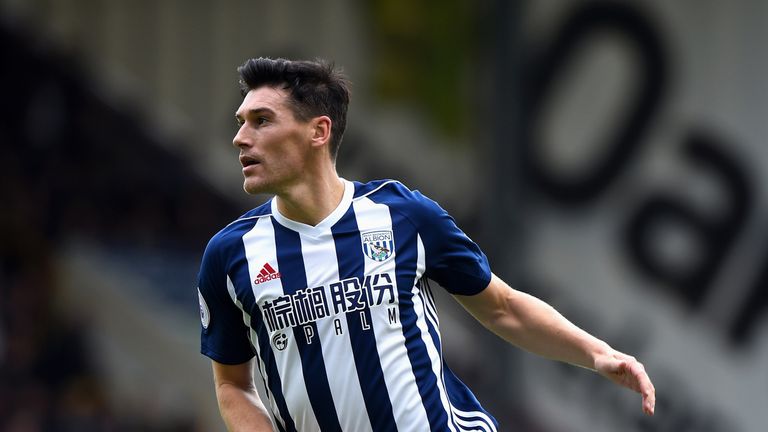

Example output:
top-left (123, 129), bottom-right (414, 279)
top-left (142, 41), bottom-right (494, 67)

top-left (232, 124), bottom-right (249, 149)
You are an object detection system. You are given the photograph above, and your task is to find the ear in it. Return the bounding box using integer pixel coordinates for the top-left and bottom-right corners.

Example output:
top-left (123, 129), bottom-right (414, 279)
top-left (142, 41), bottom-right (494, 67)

top-left (309, 116), bottom-right (332, 149)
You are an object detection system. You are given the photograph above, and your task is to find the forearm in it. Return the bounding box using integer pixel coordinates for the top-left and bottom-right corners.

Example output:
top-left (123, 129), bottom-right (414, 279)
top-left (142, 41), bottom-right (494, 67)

top-left (216, 383), bottom-right (274, 432)
top-left (489, 289), bottom-right (610, 369)
top-left (457, 274), bottom-right (656, 414)
top-left (457, 274), bottom-right (611, 369)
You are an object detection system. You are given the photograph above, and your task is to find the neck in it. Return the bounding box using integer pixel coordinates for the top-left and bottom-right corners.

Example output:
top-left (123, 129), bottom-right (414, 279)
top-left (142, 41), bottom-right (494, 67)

top-left (274, 168), bottom-right (345, 226)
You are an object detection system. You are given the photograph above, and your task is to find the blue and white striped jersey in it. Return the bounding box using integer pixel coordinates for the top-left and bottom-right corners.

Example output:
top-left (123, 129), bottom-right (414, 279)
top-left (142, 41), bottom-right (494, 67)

top-left (198, 179), bottom-right (498, 432)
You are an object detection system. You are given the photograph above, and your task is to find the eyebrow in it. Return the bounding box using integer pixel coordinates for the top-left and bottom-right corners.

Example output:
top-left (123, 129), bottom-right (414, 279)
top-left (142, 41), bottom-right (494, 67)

top-left (235, 107), bottom-right (276, 120)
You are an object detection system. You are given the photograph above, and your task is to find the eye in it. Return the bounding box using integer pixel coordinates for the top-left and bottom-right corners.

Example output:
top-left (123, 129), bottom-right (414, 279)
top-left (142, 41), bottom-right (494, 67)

top-left (235, 118), bottom-right (244, 128)
top-left (256, 116), bottom-right (269, 126)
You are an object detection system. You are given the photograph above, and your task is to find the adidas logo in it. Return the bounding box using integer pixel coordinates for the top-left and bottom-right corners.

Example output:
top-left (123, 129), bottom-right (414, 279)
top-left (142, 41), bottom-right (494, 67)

top-left (254, 263), bottom-right (281, 285)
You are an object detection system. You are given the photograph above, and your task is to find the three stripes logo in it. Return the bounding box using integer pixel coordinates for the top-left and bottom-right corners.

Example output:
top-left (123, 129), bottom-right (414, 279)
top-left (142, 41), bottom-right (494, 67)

top-left (254, 263), bottom-right (281, 285)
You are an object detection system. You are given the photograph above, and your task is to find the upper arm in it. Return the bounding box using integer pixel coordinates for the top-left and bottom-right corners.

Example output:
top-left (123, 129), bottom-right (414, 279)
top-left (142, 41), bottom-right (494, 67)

top-left (212, 358), bottom-right (257, 392)
top-left (212, 359), bottom-right (274, 430)
top-left (407, 189), bottom-right (491, 295)
top-left (198, 235), bottom-right (256, 364)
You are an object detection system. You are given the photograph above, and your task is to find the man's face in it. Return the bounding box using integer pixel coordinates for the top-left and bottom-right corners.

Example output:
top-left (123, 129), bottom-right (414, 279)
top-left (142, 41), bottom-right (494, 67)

top-left (233, 86), bottom-right (314, 195)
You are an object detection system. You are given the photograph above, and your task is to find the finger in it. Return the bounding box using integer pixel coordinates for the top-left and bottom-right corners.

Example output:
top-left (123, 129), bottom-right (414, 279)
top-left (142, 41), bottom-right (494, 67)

top-left (639, 375), bottom-right (655, 416)
top-left (632, 364), bottom-right (654, 396)
top-left (630, 363), bottom-right (655, 416)
top-left (643, 391), bottom-right (656, 416)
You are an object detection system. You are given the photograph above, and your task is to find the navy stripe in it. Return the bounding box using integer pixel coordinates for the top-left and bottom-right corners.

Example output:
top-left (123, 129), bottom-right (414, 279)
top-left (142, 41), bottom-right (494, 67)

top-left (229, 229), bottom-right (296, 432)
top-left (417, 286), bottom-right (441, 359)
top-left (423, 283), bottom-right (497, 431)
top-left (252, 349), bottom-right (274, 413)
top-left (352, 179), bottom-right (397, 199)
top-left (274, 416), bottom-right (288, 432)
top-left (272, 221), bottom-right (342, 432)
top-left (419, 281), bottom-right (440, 331)
top-left (454, 413), bottom-right (493, 432)
top-left (332, 207), bottom-right (398, 432)
top-left (423, 280), bottom-right (438, 319)
top-left (455, 423), bottom-right (487, 432)
top-left (443, 365), bottom-right (498, 430)
top-left (391, 212), bottom-right (449, 431)
top-left (454, 411), bottom-right (494, 432)
top-left (418, 281), bottom-right (460, 431)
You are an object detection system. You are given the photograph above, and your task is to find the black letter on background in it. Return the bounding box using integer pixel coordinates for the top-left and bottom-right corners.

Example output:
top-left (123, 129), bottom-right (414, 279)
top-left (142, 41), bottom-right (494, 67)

top-left (624, 132), bottom-right (751, 307)
top-left (524, 2), bottom-right (666, 204)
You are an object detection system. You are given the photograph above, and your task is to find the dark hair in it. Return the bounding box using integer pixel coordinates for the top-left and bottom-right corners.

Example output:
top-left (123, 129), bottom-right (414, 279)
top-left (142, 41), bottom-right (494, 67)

top-left (237, 57), bottom-right (351, 161)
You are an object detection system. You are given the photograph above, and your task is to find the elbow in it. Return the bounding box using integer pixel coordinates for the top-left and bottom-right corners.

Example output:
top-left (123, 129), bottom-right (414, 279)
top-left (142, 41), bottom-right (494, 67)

top-left (216, 380), bottom-right (257, 397)
top-left (482, 295), bottom-right (525, 338)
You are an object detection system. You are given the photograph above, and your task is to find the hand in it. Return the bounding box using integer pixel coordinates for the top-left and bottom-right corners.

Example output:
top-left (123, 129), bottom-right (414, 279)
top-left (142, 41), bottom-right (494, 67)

top-left (594, 350), bottom-right (656, 416)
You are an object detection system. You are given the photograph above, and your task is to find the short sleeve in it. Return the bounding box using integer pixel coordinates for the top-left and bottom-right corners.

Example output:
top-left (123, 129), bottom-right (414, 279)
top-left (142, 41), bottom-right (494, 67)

top-left (197, 235), bottom-right (255, 364)
top-left (413, 191), bottom-right (492, 295)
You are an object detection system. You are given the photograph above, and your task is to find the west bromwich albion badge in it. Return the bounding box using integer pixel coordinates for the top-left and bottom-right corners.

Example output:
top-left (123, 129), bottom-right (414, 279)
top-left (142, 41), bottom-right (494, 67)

top-left (361, 230), bottom-right (395, 262)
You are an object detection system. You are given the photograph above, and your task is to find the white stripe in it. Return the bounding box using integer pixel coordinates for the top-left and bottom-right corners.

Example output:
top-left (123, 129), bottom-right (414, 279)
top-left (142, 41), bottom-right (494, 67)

top-left (225, 275), bottom-right (284, 429)
top-left (414, 276), bottom-right (458, 431)
top-left (242, 217), bottom-right (320, 431)
top-left (420, 280), bottom-right (440, 329)
top-left (224, 212), bottom-right (272, 229)
top-left (419, 280), bottom-right (447, 431)
top-left (418, 274), bottom-right (445, 417)
top-left (352, 180), bottom-right (399, 201)
top-left (413, 234), bottom-right (460, 432)
top-left (455, 416), bottom-right (492, 432)
top-left (354, 197), bottom-right (431, 430)
top-left (423, 280), bottom-right (439, 325)
top-left (414, 274), bottom-right (495, 432)
top-left (298, 231), bottom-right (373, 432)
top-left (453, 407), bottom-right (497, 432)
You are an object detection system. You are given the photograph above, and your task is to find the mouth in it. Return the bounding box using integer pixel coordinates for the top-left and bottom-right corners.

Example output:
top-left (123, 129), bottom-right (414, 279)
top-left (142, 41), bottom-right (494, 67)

top-left (239, 155), bottom-right (261, 168)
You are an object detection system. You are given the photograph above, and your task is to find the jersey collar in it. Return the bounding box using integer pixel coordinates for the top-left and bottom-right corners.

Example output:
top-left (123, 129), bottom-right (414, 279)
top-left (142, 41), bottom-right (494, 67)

top-left (270, 178), bottom-right (354, 237)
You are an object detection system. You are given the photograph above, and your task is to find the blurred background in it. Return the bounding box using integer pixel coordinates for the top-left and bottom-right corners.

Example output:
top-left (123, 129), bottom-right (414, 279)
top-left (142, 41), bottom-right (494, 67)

top-left (1, 0), bottom-right (767, 430)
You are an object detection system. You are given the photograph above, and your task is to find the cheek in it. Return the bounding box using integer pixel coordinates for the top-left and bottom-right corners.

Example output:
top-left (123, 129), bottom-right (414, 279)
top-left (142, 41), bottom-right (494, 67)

top-left (281, 151), bottom-right (307, 172)
top-left (278, 139), bottom-right (311, 164)
top-left (260, 146), bottom-right (301, 176)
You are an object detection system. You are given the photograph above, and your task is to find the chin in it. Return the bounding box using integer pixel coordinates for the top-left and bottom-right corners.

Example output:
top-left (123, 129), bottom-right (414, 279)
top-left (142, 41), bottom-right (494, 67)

top-left (243, 179), bottom-right (272, 195)
top-left (243, 183), bottom-right (262, 195)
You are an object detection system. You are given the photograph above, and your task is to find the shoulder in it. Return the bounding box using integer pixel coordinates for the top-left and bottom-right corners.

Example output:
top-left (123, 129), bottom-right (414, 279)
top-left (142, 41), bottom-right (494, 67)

top-left (352, 179), bottom-right (436, 207)
top-left (352, 179), bottom-right (448, 225)
top-left (203, 200), bottom-right (273, 261)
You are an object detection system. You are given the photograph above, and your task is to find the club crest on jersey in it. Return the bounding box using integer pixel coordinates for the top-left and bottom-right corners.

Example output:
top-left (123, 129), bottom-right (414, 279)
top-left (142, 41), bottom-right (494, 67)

top-left (361, 230), bottom-right (395, 262)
